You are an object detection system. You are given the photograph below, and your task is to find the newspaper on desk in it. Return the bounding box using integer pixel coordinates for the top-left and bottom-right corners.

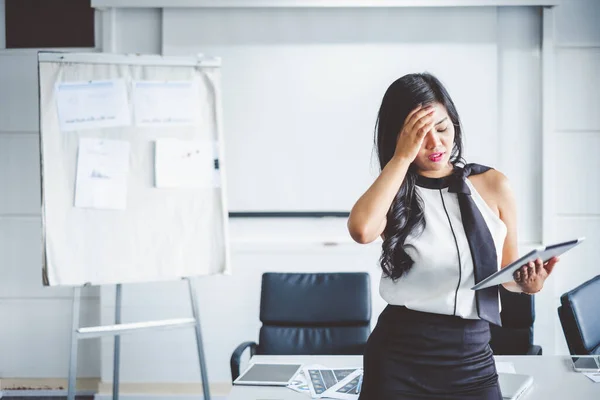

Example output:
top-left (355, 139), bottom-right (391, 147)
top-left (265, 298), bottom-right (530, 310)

top-left (288, 364), bottom-right (363, 399)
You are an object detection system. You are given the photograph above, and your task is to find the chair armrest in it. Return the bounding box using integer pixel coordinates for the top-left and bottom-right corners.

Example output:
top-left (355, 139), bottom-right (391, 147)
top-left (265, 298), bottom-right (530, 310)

top-left (230, 341), bottom-right (258, 382)
top-left (526, 345), bottom-right (542, 355)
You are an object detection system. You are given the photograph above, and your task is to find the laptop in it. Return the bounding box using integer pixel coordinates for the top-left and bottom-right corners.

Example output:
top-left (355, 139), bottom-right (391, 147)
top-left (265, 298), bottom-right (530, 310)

top-left (499, 373), bottom-right (534, 400)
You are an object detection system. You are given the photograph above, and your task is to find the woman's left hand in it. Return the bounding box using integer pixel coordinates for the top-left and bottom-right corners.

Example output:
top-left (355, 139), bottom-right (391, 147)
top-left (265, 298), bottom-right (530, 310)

top-left (513, 256), bottom-right (560, 294)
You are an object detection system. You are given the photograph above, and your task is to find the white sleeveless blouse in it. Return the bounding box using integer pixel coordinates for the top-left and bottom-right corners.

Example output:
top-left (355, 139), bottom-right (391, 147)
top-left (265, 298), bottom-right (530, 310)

top-left (379, 177), bottom-right (507, 319)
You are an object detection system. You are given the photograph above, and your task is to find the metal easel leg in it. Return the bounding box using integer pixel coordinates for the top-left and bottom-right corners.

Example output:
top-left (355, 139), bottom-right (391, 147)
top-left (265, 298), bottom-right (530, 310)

top-left (113, 283), bottom-right (122, 400)
top-left (187, 278), bottom-right (211, 400)
top-left (68, 286), bottom-right (82, 400)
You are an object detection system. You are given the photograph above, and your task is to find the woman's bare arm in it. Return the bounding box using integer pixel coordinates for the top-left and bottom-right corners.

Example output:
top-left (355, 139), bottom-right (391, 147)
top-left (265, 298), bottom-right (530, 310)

top-left (491, 171), bottom-right (559, 293)
top-left (493, 172), bottom-right (523, 292)
top-left (347, 157), bottom-right (412, 244)
top-left (348, 105), bottom-right (436, 244)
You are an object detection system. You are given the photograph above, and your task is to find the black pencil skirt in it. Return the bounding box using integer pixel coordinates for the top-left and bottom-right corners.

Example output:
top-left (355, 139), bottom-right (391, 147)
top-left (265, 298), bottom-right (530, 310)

top-left (359, 305), bottom-right (502, 400)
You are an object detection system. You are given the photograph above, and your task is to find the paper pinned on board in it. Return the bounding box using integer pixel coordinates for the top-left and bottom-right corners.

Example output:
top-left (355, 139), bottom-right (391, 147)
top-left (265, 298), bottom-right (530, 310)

top-left (56, 79), bottom-right (131, 132)
top-left (133, 80), bottom-right (201, 126)
top-left (154, 139), bottom-right (215, 188)
top-left (74, 138), bottom-right (131, 210)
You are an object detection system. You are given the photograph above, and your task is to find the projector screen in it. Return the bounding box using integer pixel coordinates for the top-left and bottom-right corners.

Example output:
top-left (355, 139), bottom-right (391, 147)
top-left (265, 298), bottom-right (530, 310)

top-left (164, 7), bottom-right (498, 213)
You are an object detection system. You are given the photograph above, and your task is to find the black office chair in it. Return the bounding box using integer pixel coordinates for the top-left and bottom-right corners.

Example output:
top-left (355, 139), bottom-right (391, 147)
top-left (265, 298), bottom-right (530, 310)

top-left (489, 286), bottom-right (542, 355)
top-left (230, 272), bottom-right (372, 382)
top-left (558, 274), bottom-right (600, 355)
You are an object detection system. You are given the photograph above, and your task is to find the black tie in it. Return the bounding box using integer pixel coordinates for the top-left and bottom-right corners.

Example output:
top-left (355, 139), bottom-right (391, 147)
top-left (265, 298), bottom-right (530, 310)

top-left (449, 164), bottom-right (502, 326)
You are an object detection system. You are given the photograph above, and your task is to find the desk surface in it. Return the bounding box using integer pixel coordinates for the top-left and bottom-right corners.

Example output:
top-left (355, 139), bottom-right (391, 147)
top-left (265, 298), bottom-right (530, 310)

top-left (227, 355), bottom-right (599, 399)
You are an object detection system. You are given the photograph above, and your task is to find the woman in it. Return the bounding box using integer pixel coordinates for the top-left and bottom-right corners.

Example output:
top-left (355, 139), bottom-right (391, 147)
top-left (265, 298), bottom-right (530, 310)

top-left (348, 73), bottom-right (559, 399)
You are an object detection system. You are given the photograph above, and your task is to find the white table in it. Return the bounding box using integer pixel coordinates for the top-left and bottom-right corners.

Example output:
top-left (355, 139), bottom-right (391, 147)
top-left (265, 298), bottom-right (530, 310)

top-left (227, 355), bottom-right (600, 399)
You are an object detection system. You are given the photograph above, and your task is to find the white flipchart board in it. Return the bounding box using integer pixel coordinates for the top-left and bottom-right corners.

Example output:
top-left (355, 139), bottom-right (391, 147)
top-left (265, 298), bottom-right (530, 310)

top-left (38, 52), bottom-right (230, 286)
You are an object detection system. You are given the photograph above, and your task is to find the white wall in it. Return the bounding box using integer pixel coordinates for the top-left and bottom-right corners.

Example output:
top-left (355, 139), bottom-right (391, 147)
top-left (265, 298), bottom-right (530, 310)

top-left (114, 8), bottom-right (162, 54)
top-left (550, 0), bottom-right (600, 354)
top-left (0, 0), bottom-right (101, 381)
top-left (0, 0), bottom-right (599, 394)
top-left (496, 5), bottom-right (553, 353)
top-left (497, 6), bottom-right (542, 245)
top-left (0, 54), bottom-right (101, 378)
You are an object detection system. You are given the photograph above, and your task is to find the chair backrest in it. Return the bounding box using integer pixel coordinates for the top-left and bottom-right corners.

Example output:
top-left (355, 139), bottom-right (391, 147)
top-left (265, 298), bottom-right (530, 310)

top-left (490, 286), bottom-right (537, 355)
top-left (257, 272), bottom-right (371, 355)
top-left (558, 275), bottom-right (600, 355)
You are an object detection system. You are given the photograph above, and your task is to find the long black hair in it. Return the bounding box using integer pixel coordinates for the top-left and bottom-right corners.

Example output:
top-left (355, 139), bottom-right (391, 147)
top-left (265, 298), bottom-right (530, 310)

top-left (375, 73), bottom-right (464, 280)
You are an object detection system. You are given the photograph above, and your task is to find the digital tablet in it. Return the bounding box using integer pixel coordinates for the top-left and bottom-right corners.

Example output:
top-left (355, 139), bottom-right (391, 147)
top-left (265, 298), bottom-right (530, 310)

top-left (233, 362), bottom-right (303, 386)
top-left (471, 237), bottom-right (585, 290)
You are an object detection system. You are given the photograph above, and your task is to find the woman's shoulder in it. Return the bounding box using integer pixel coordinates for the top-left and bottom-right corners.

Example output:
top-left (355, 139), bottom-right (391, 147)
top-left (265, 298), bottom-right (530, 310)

top-left (467, 166), bottom-right (513, 210)
top-left (469, 166), bottom-right (509, 188)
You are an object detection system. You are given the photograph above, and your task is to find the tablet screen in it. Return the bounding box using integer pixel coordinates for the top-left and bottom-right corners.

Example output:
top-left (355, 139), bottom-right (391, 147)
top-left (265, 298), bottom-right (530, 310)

top-left (235, 363), bottom-right (302, 385)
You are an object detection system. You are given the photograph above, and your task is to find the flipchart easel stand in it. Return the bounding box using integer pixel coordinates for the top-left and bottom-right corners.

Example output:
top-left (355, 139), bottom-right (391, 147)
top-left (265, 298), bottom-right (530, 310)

top-left (37, 51), bottom-right (227, 400)
top-left (67, 278), bottom-right (211, 400)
